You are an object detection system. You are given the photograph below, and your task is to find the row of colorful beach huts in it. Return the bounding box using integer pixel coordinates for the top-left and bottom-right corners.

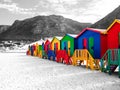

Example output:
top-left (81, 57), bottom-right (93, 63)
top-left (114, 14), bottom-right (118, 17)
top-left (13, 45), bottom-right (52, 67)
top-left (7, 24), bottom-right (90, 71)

top-left (27, 19), bottom-right (120, 78)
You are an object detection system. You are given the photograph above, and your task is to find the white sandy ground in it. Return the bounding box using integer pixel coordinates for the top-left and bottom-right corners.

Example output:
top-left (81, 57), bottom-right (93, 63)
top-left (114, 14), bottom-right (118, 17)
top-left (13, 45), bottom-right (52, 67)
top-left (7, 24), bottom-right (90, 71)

top-left (0, 52), bottom-right (120, 90)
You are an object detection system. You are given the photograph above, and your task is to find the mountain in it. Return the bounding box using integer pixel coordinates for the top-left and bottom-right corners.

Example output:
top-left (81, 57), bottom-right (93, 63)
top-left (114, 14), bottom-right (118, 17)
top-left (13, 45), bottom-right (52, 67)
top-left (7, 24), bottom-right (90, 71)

top-left (91, 5), bottom-right (120, 29)
top-left (0, 15), bottom-right (91, 41)
top-left (0, 25), bottom-right (10, 34)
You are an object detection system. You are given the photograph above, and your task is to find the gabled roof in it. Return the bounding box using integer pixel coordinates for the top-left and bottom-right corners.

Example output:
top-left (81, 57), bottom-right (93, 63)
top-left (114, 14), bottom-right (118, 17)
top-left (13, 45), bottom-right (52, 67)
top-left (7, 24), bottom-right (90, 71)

top-left (67, 34), bottom-right (77, 38)
top-left (76, 28), bottom-right (106, 38)
top-left (51, 37), bottom-right (61, 43)
top-left (105, 19), bottom-right (120, 34)
top-left (55, 36), bottom-right (63, 40)
top-left (44, 39), bottom-right (51, 45)
top-left (61, 33), bottom-right (77, 41)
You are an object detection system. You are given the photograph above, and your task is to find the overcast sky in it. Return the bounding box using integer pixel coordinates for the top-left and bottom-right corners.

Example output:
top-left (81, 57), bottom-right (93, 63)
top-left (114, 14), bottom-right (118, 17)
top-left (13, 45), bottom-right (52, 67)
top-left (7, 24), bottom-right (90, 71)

top-left (0, 0), bottom-right (120, 25)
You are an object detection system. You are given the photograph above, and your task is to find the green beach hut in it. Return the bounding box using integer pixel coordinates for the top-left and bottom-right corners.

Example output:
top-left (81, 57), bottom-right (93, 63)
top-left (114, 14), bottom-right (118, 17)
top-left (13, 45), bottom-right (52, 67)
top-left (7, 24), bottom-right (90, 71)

top-left (61, 34), bottom-right (77, 56)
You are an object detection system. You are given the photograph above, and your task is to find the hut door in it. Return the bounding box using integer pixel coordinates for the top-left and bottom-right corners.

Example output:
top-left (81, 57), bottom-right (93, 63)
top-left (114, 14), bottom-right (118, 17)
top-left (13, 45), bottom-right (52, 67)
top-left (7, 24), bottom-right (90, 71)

top-left (56, 43), bottom-right (58, 52)
top-left (83, 38), bottom-right (87, 49)
top-left (47, 44), bottom-right (50, 51)
top-left (62, 42), bottom-right (64, 50)
top-left (42, 42), bottom-right (44, 50)
top-left (66, 42), bottom-right (68, 53)
top-left (48, 44), bottom-right (51, 51)
top-left (54, 43), bottom-right (56, 53)
top-left (68, 41), bottom-right (70, 56)
top-left (88, 37), bottom-right (94, 57)
top-left (64, 42), bottom-right (67, 51)
top-left (118, 32), bottom-right (120, 48)
top-left (54, 43), bottom-right (58, 54)
top-left (47, 44), bottom-right (49, 51)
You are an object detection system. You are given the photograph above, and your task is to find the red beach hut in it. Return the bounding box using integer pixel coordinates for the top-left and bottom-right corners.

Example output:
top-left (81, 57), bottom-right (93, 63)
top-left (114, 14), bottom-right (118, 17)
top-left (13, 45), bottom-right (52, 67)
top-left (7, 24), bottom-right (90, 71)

top-left (44, 39), bottom-right (51, 53)
top-left (105, 19), bottom-right (120, 49)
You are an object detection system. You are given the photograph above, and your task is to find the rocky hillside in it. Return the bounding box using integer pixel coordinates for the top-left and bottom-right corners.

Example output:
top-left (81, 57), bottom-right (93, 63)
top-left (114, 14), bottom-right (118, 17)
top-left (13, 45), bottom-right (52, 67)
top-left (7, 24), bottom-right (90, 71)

top-left (91, 5), bottom-right (120, 29)
top-left (0, 25), bottom-right (10, 34)
top-left (0, 15), bottom-right (91, 41)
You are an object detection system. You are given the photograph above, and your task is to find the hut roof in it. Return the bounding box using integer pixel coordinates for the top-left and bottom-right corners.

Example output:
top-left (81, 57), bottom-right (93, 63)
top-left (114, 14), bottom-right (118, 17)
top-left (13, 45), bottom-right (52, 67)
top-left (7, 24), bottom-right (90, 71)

top-left (76, 28), bottom-right (106, 38)
top-left (105, 19), bottom-right (120, 34)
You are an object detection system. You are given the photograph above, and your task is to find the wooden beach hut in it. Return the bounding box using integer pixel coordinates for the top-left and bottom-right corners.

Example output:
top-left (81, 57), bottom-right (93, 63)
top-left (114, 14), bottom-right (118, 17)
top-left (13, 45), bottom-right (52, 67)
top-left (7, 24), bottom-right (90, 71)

top-left (105, 19), bottom-right (120, 49)
top-left (61, 34), bottom-right (77, 56)
top-left (76, 28), bottom-right (107, 59)
top-left (44, 39), bottom-right (51, 53)
top-left (51, 37), bottom-right (62, 54)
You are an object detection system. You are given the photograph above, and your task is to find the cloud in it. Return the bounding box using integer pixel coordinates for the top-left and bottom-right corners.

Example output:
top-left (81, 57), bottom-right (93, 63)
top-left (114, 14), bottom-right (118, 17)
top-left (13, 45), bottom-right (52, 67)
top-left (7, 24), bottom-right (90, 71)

top-left (0, 3), bottom-right (36, 15)
top-left (60, 0), bottom-right (78, 5)
top-left (34, 0), bottom-right (97, 15)
top-left (1, 0), bottom-right (120, 24)
top-left (34, 0), bottom-right (99, 23)
top-left (34, 0), bottom-right (75, 14)
top-left (46, 0), bottom-right (78, 5)
top-left (1, 0), bottom-right (12, 3)
top-left (81, 0), bottom-right (120, 22)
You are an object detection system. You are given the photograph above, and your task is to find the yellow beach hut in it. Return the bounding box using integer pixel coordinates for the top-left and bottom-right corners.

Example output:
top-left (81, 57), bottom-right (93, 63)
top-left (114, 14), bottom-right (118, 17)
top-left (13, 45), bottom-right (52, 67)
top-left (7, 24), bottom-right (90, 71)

top-left (51, 37), bottom-right (62, 54)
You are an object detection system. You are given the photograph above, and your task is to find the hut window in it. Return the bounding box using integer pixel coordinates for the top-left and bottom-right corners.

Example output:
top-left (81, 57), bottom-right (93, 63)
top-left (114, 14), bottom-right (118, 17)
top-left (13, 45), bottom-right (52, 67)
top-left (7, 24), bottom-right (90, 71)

top-left (83, 38), bottom-right (87, 49)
